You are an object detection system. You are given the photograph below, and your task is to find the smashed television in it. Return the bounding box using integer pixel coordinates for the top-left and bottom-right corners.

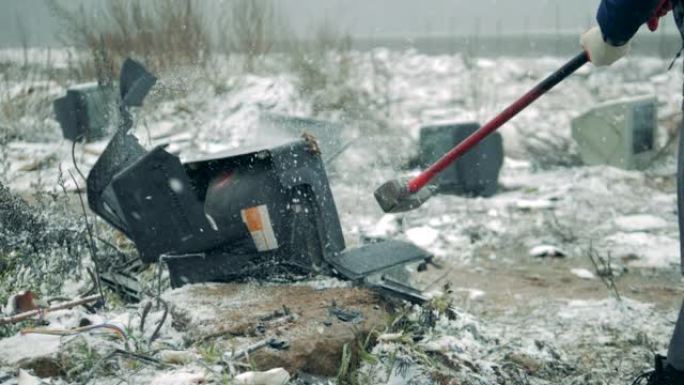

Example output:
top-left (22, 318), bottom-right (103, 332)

top-left (86, 59), bottom-right (431, 289)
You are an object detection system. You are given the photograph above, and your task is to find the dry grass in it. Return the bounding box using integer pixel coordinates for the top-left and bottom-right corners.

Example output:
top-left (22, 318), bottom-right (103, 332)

top-left (287, 24), bottom-right (368, 119)
top-left (519, 128), bottom-right (582, 170)
top-left (0, 51), bottom-right (64, 144)
top-left (46, 0), bottom-right (212, 79)
top-left (220, 0), bottom-right (276, 72)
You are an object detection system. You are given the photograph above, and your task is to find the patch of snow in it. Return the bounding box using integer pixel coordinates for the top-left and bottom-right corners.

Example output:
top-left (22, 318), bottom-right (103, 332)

top-left (513, 199), bottom-right (554, 210)
top-left (149, 370), bottom-right (205, 385)
top-left (405, 226), bottom-right (440, 248)
top-left (365, 214), bottom-right (400, 239)
top-left (454, 288), bottom-right (487, 301)
top-left (0, 334), bottom-right (61, 366)
top-left (602, 232), bottom-right (679, 269)
top-left (420, 335), bottom-right (464, 353)
top-left (570, 268), bottom-right (595, 280)
top-left (614, 214), bottom-right (669, 232)
top-left (557, 297), bottom-right (653, 322)
top-left (17, 369), bottom-right (42, 385)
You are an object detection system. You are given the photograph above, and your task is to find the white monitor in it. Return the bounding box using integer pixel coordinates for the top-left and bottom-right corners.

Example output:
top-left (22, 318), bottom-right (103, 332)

top-left (571, 95), bottom-right (657, 170)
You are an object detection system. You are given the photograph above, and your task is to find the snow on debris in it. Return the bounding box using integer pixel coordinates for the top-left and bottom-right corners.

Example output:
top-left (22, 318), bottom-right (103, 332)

top-left (613, 214), bottom-right (669, 232)
top-left (0, 333), bottom-right (62, 366)
top-left (149, 370), bottom-right (206, 385)
top-left (405, 226), bottom-right (440, 248)
top-left (602, 232), bottom-right (680, 269)
top-left (570, 268), bottom-right (596, 280)
top-left (529, 245), bottom-right (566, 258)
top-left (2, 49), bottom-right (683, 384)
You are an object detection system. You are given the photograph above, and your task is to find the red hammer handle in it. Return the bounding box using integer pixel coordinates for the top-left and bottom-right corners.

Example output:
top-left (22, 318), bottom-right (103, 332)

top-left (407, 52), bottom-right (589, 194)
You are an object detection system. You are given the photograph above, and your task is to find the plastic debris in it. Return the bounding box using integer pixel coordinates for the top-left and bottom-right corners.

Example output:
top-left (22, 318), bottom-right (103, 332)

top-left (3, 291), bottom-right (39, 315)
top-left (223, 338), bottom-right (289, 362)
top-left (529, 245), bottom-right (566, 258)
top-left (233, 368), bottom-right (290, 385)
top-left (329, 305), bottom-right (363, 323)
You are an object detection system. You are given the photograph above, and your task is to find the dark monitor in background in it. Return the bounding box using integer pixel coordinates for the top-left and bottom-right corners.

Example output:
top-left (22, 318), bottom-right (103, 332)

top-left (54, 83), bottom-right (116, 142)
top-left (419, 122), bottom-right (504, 197)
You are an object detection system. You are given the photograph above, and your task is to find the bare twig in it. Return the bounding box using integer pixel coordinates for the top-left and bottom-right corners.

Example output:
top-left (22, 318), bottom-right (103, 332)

top-left (71, 137), bottom-right (87, 183)
top-left (223, 0), bottom-right (275, 71)
top-left (140, 301), bottom-right (153, 333)
top-left (587, 242), bottom-right (622, 302)
top-left (0, 294), bottom-right (102, 325)
top-left (545, 211), bottom-right (577, 243)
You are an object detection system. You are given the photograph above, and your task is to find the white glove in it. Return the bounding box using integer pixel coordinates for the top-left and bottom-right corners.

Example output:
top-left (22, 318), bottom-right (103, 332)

top-left (580, 26), bottom-right (630, 66)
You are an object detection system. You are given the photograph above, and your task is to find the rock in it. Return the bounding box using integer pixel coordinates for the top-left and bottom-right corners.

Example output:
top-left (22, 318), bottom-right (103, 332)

top-left (234, 368), bottom-right (290, 385)
top-left (164, 283), bottom-right (389, 376)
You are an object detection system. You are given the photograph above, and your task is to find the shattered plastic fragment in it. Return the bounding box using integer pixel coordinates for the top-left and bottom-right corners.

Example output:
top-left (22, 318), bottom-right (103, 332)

top-left (233, 368), bottom-right (290, 385)
top-left (529, 245), bottom-right (566, 258)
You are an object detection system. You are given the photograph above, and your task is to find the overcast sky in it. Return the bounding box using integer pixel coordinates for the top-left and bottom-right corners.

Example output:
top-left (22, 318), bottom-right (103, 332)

top-left (1, 0), bottom-right (679, 47)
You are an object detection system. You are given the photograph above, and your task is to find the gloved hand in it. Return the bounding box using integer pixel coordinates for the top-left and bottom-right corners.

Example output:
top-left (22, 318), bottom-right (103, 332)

top-left (580, 26), bottom-right (630, 67)
top-left (648, 0), bottom-right (673, 31)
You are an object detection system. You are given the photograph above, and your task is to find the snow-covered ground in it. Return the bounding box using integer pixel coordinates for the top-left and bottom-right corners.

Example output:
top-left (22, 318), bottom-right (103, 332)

top-left (2, 48), bottom-right (684, 384)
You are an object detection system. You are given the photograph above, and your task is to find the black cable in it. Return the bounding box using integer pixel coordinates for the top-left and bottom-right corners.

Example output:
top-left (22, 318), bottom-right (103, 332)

top-left (71, 137), bottom-right (87, 183)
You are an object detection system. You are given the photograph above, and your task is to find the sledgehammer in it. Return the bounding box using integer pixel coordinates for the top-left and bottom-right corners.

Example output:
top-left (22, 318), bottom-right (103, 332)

top-left (375, 52), bottom-right (589, 213)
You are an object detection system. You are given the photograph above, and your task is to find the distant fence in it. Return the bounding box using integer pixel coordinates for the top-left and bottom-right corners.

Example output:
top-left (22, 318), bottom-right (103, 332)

top-left (2, 32), bottom-right (680, 59)
top-left (346, 33), bottom-right (683, 58)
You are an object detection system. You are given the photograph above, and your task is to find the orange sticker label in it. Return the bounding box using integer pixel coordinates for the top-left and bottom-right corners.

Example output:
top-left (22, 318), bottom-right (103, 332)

top-left (240, 205), bottom-right (278, 252)
top-left (243, 207), bottom-right (264, 232)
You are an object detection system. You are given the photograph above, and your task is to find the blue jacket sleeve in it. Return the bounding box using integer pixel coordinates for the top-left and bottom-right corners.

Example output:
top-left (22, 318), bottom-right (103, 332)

top-left (597, 0), bottom-right (661, 46)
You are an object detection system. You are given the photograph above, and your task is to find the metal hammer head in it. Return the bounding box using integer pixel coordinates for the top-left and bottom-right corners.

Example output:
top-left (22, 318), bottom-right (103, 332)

top-left (374, 179), bottom-right (435, 213)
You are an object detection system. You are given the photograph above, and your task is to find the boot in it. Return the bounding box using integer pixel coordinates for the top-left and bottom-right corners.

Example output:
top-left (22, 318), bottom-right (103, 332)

top-left (632, 355), bottom-right (684, 385)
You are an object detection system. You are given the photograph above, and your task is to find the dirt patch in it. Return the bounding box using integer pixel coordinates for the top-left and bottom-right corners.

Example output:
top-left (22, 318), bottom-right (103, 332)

top-left (165, 282), bottom-right (389, 376)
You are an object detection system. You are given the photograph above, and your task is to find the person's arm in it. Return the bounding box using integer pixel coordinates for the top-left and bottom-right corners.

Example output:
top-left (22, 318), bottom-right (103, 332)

top-left (581, 0), bottom-right (661, 66)
top-left (597, 0), bottom-right (661, 46)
